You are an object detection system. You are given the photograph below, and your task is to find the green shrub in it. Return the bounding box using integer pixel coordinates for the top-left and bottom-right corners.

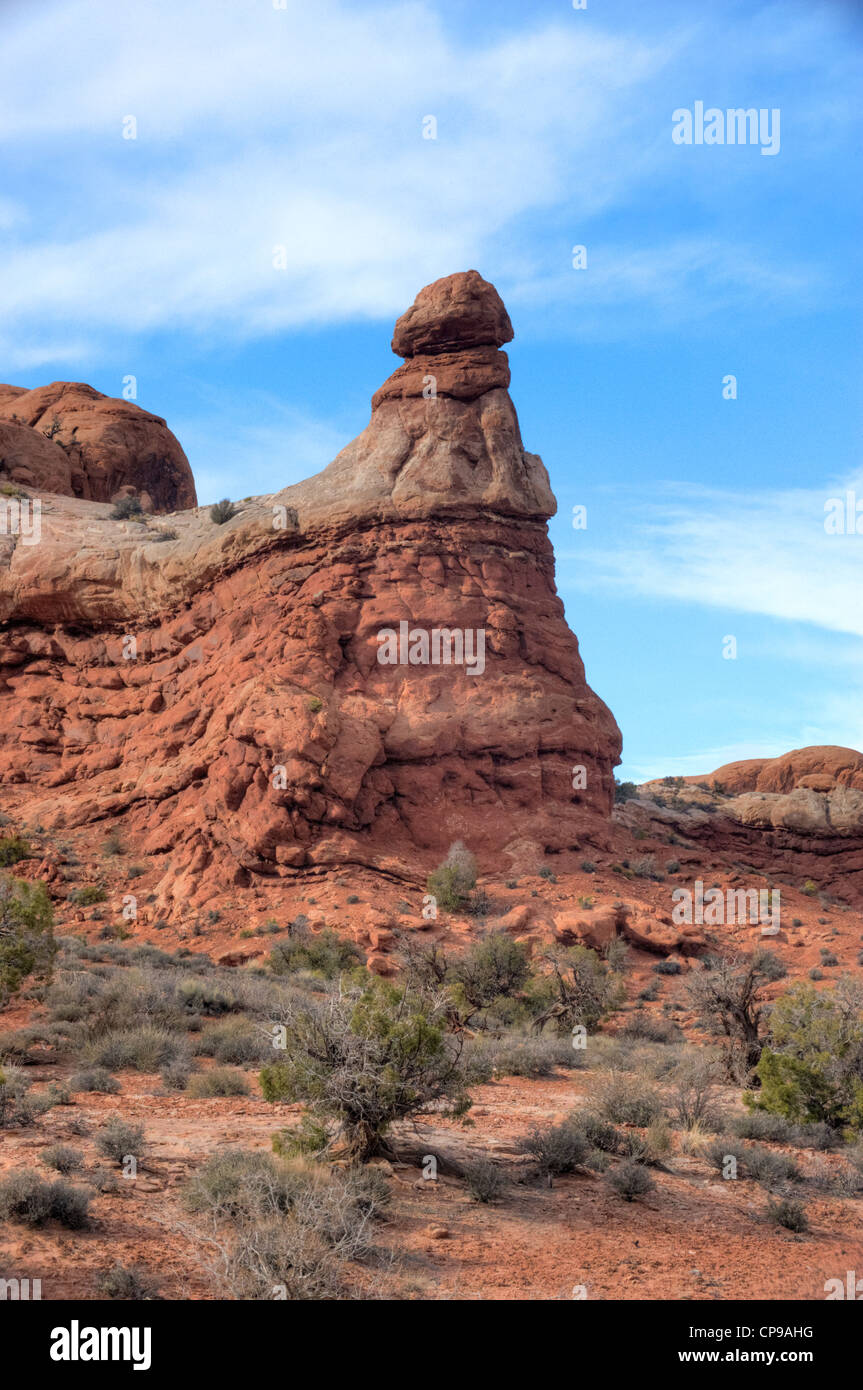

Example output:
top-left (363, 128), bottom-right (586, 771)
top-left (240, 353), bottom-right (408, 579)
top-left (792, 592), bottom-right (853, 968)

top-left (85, 1025), bottom-right (188, 1072)
top-left (744, 1146), bottom-right (799, 1188)
top-left (593, 1072), bottom-right (664, 1127)
top-left (450, 932), bottom-right (530, 1012)
top-left (95, 1116), bottom-right (146, 1166)
top-left (259, 978), bottom-right (471, 1161)
top-left (268, 925), bottom-right (364, 980)
top-left (0, 1172), bottom-right (91, 1228)
top-left (752, 980), bottom-right (863, 1131)
top-left (97, 1264), bottom-right (161, 1300)
top-left (69, 1067), bottom-right (121, 1094)
top-left (0, 834), bottom-right (31, 867)
top-left (177, 977), bottom-right (235, 1015)
top-left (187, 1067), bottom-right (250, 1098)
top-left (427, 841), bottom-right (477, 912)
top-left (463, 1157), bottom-right (505, 1203)
top-left (194, 1018), bottom-right (268, 1065)
top-left (465, 1033), bottom-right (584, 1079)
top-left (39, 1144), bottom-right (84, 1175)
top-left (0, 875), bottom-right (56, 1005)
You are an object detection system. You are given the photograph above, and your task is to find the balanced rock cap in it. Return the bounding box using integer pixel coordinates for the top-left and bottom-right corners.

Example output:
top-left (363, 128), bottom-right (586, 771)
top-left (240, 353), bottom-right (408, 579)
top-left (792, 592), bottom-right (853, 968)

top-left (391, 269), bottom-right (514, 358)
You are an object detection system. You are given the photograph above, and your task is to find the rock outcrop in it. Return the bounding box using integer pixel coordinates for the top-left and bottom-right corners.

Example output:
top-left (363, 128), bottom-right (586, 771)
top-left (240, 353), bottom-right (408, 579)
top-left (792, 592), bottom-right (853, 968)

top-left (0, 272), bottom-right (621, 917)
top-left (0, 382), bottom-right (197, 511)
top-left (631, 745), bottom-right (863, 906)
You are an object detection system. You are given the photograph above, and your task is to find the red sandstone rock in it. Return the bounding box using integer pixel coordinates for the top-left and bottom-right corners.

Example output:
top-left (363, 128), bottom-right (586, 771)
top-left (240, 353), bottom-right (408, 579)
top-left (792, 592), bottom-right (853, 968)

top-left (391, 270), bottom-right (513, 357)
top-left (0, 273), bottom-right (621, 918)
top-left (0, 421), bottom-right (73, 496)
top-left (688, 746), bottom-right (863, 794)
top-left (0, 381), bottom-right (196, 511)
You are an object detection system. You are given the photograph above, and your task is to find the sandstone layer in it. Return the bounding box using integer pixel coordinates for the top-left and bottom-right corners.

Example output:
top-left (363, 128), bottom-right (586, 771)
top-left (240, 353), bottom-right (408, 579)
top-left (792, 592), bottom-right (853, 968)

top-left (0, 272), bottom-right (622, 917)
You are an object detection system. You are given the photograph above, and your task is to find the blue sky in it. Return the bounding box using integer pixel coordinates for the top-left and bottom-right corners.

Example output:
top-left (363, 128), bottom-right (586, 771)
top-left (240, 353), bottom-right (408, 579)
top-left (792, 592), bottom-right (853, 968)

top-left (1, 0), bottom-right (861, 778)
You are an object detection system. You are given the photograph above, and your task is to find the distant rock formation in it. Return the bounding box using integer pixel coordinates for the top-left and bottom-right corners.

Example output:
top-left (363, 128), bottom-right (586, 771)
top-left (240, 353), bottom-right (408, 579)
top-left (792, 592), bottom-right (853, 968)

top-left (0, 381), bottom-right (196, 511)
top-left (0, 272), bottom-right (621, 917)
top-left (633, 745), bottom-right (863, 905)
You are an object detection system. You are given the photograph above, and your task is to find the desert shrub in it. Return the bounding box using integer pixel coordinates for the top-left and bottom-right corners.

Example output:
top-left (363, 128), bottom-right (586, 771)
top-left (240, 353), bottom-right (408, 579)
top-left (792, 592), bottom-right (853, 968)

top-left (744, 1146), bottom-right (799, 1188)
top-left (568, 1112), bottom-right (623, 1153)
top-left (47, 1180), bottom-right (92, 1229)
top-left (730, 1111), bottom-right (793, 1143)
top-left (69, 885), bottom-right (107, 906)
top-left (181, 1149), bottom-right (389, 1299)
top-left (110, 496), bottom-right (143, 520)
top-left (209, 498), bottom-right (236, 525)
top-left (517, 1120), bottom-right (591, 1178)
top-left (97, 1264), bottom-right (161, 1300)
top-left (194, 1018), bottom-right (268, 1065)
top-left (593, 1072), bottom-right (664, 1127)
top-left (0, 834), bottom-right (31, 867)
top-left (69, 1066), bottom-right (121, 1094)
top-left (603, 938), bottom-right (629, 973)
top-left (463, 1157), bottom-right (506, 1203)
top-left (427, 840), bottom-right (477, 912)
top-left (606, 1159), bottom-right (655, 1201)
top-left (465, 1032), bottom-right (584, 1079)
top-left (187, 1067), bottom-right (250, 1098)
top-left (160, 1059), bottom-right (192, 1091)
top-left (787, 1121), bottom-right (842, 1151)
top-left (752, 979), bottom-right (863, 1131)
top-left (686, 949), bottom-right (787, 1077)
top-left (259, 978), bottom-right (471, 1160)
top-left (450, 932), bottom-right (530, 1012)
top-left (0, 875), bottom-right (56, 1005)
top-left (530, 944), bottom-right (624, 1035)
top-left (667, 1054), bottom-right (724, 1132)
top-left (95, 1116), bottom-right (146, 1166)
top-left (630, 854), bottom-right (660, 879)
top-left (613, 780), bottom-right (638, 803)
top-left (85, 1024), bottom-right (188, 1072)
top-left (0, 1064), bottom-right (36, 1127)
top-left (0, 1172), bottom-right (91, 1228)
top-left (39, 1144), bottom-right (84, 1175)
top-left (653, 960), bottom-right (682, 976)
top-left (766, 1196), bottom-right (808, 1232)
top-left (268, 924), bottom-right (364, 980)
top-left (177, 977), bottom-right (235, 1015)
top-left (621, 1012), bottom-right (681, 1043)
top-left (704, 1138), bottom-right (747, 1174)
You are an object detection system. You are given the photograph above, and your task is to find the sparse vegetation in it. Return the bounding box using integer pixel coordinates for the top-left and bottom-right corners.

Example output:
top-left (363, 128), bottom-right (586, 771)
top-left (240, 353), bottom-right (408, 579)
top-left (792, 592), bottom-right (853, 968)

top-left (209, 498), bottom-right (236, 525)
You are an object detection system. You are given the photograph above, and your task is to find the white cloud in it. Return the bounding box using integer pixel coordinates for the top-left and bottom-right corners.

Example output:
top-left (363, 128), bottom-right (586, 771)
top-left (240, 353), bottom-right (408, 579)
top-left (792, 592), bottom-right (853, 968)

top-left (0, 0), bottom-right (843, 367)
top-left (567, 471), bottom-right (863, 638)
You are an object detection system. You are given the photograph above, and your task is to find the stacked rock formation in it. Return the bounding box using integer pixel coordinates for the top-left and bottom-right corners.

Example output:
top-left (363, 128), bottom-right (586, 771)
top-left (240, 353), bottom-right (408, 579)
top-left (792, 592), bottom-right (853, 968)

top-left (0, 381), bottom-right (196, 511)
top-left (0, 271), bottom-right (622, 917)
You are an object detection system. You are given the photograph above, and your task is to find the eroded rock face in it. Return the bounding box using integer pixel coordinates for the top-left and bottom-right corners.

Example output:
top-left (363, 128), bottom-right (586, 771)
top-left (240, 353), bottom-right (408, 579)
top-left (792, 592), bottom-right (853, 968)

top-left (0, 273), bottom-right (621, 918)
top-left (632, 745), bottom-right (863, 906)
top-left (0, 382), bottom-right (197, 511)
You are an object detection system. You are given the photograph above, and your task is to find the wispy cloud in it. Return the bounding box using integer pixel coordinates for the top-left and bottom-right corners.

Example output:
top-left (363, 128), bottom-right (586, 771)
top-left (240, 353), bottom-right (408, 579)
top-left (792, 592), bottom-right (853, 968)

top-left (0, 0), bottom-right (851, 367)
top-left (567, 471), bottom-right (863, 638)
